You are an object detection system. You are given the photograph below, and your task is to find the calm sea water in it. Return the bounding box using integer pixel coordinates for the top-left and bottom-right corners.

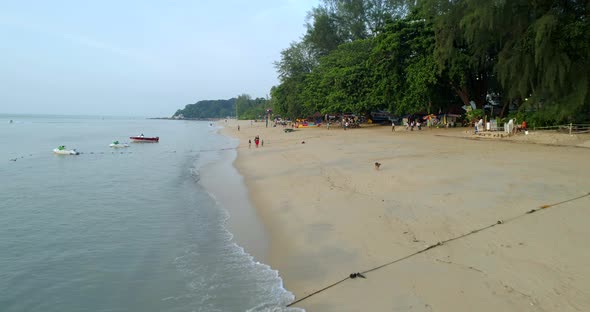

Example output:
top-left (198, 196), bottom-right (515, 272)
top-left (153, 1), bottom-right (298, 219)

top-left (0, 115), bottom-right (300, 312)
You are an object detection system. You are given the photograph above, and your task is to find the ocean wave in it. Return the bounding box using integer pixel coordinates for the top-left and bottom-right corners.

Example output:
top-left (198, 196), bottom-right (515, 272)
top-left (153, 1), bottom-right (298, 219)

top-left (176, 134), bottom-right (303, 311)
top-left (173, 238), bottom-right (302, 311)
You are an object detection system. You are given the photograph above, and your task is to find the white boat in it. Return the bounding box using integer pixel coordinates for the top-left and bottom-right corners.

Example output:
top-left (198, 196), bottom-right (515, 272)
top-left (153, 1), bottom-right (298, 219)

top-left (53, 146), bottom-right (79, 155)
top-left (109, 141), bottom-right (129, 148)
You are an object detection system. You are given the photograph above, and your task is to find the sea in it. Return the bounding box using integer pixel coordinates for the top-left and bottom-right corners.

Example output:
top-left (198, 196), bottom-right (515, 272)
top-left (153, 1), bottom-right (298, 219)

top-left (0, 114), bottom-right (301, 312)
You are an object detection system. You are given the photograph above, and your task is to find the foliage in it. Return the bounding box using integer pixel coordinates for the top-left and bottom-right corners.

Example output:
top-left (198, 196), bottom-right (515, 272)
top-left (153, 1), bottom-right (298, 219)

top-left (274, 41), bottom-right (317, 81)
top-left (173, 96), bottom-right (270, 120)
top-left (304, 6), bottom-right (344, 57)
top-left (236, 95), bottom-right (270, 120)
top-left (301, 39), bottom-right (375, 114)
top-left (179, 0), bottom-right (590, 123)
top-left (272, 1), bottom-right (460, 118)
top-left (423, 0), bottom-right (590, 118)
top-left (270, 78), bottom-right (307, 119)
top-left (173, 99), bottom-right (236, 119)
top-left (421, 0), bottom-right (499, 108)
top-left (465, 108), bottom-right (483, 123)
top-left (271, 41), bottom-right (316, 119)
top-left (492, 0), bottom-right (590, 120)
top-left (369, 16), bottom-right (441, 114)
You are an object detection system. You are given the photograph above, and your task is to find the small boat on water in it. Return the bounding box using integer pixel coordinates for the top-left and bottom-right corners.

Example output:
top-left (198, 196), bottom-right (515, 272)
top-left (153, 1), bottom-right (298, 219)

top-left (130, 134), bottom-right (159, 143)
top-left (53, 145), bottom-right (79, 155)
top-left (109, 141), bottom-right (129, 148)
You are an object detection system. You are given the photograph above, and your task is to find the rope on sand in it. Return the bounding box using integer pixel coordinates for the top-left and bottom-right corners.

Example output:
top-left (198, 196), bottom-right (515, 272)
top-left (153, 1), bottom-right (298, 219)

top-left (286, 191), bottom-right (590, 307)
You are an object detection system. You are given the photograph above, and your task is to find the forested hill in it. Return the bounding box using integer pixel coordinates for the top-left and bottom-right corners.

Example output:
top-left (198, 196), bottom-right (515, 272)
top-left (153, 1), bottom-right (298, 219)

top-left (173, 95), bottom-right (271, 120)
top-left (173, 99), bottom-right (236, 119)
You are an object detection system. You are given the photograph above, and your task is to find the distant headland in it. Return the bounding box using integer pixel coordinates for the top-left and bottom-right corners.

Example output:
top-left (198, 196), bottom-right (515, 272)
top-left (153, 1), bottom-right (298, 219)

top-left (170, 95), bottom-right (270, 120)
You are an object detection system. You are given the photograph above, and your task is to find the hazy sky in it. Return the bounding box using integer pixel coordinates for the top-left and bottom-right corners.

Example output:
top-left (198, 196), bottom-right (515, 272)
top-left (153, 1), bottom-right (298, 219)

top-left (0, 0), bottom-right (318, 116)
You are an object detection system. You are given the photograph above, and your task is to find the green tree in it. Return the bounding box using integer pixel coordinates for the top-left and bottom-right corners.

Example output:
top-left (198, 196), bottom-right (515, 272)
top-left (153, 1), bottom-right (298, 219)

top-left (304, 7), bottom-right (344, 57)
top-left (273, 41), bottom-right (317, 119)
top-left (271, 78), bottom-right (307, 119)
top-left (490, 0), bottom-right (590, 120)
top-left (301, 39), bottom-right (375, 114)
top-left (421, 0), bottom-right (590, 120)
top-left (173, 99), bottom-right (237, 119)
top-left (420, 0), bottom-right (497, 109)
top-left (305, 0), bottom-right (417, 54)
top-left (274, 41), bottom-right (317, 81)
top-left (235, 94), bottom-right (251, 120)
top-left (369, 16), bottom-right (443, 114)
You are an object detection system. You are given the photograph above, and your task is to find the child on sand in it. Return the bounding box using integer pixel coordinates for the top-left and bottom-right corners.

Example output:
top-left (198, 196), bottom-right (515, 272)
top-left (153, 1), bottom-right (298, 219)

top-left (255, 136), bottom-right (260, 148)
top-left (248, 139), bottom-right (251, 148)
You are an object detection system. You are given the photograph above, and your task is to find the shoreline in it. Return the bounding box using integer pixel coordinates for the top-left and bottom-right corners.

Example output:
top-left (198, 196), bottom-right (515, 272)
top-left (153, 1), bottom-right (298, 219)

top-left (222, 119), bottom-right (590, 311)
top-left (198, 127), bottom-right (270, 263)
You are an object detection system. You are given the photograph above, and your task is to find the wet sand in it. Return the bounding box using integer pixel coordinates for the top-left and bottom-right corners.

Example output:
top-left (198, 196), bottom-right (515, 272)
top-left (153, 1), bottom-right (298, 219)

top-left (198, 132), bottom-right (270, 262)
top-left (223, 120), bottom-right (590, 312)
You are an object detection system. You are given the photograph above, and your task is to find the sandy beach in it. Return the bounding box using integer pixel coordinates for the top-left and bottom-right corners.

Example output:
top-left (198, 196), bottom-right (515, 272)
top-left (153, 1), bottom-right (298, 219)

top-left (221, 120), bottom-right (590, 312)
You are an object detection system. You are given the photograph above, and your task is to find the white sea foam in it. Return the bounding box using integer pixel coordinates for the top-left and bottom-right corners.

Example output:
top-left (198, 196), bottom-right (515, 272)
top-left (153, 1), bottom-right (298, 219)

top-left (187, 131), bottom-right (305, 312)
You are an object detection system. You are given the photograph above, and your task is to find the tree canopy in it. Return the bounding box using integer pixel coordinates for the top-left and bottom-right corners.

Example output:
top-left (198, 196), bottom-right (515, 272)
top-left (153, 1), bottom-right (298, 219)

top-left (173, 96), bottom-right (270, 120)
top-left (269, 0), bottom-right (590, 123)
top-left (174, 99), bottom-right (236, 119)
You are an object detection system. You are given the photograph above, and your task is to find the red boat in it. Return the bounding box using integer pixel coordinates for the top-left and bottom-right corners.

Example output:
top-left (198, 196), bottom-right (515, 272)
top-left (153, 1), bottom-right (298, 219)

top-left (130, 135), bottom-right (159, 142)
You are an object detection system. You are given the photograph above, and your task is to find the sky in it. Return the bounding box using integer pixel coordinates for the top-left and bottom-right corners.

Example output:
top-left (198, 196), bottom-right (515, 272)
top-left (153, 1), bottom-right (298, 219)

top-left (0, 0), bottom-right (319, 116)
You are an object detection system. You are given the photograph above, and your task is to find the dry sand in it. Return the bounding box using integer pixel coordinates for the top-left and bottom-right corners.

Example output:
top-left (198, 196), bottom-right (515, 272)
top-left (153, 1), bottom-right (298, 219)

top-left (221, 120), bottom-right (590, 312)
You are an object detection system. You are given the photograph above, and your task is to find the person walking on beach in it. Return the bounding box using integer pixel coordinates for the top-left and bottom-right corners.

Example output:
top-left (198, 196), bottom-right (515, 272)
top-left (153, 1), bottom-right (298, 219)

top-left (237, 125), bottom-right (240, 131)
top-left (391, 120), bottom-right (395, 132)
top-left (261, 139), bottom-right (264, 147)
top-left (248, 139), bottom-right (251, 148)
top-left (255, 136), bottom-right (260, 148)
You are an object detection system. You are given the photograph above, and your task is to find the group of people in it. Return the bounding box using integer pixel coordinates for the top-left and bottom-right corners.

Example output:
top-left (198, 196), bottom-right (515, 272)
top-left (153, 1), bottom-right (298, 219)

top-left (405, 120), bottom-right (422, 131)
top-left (342, 117), bottom-right (359, 130)
top-left (248, 135), bottom-right (263, 148)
